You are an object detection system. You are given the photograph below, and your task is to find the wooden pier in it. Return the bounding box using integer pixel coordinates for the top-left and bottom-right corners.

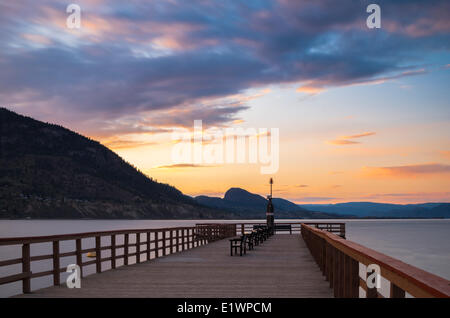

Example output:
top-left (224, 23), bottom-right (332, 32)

top-left (15, 234), bottom-right (332, 298)
top-left (1, 222), bottom-right (449, 298)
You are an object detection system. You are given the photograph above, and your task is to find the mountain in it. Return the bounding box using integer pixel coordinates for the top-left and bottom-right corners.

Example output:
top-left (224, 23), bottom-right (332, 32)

top-left (299, 202), bottom-right (450, 218)
top-left (0, 107), bottom-right (227, 219)
top-left (196, 188), bottom-right (347, 219)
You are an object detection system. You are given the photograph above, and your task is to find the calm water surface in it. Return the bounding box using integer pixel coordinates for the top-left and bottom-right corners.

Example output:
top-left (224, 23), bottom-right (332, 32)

top-left (0, 219), bottom-right (449, 297)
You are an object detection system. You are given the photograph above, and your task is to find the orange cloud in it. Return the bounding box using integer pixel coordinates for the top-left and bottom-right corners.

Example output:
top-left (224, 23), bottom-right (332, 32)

top-left (327, 139), bottom-right (360, 145)
top-left (439, 150), bottom-right (450, 159)
top-left (339, 132), bottom-right (376, 139)
top-left (296, 85), bottom-right (324, 95)
top-left (327, 131), bottom-right (375, 146)
top-left (22, 33), bottom-right (52, 45)
top-left (102, 139), bottom-right (156, 150)
top-left (361, 163), bottom-right (450, 178)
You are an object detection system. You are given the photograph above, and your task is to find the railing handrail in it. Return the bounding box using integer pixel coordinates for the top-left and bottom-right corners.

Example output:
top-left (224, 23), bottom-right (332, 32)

top-left (196, 222), bottom-right (345, 225)
top-left (0, 224), bottom-right (236, 295)
top-left (0, 226), bottom-right (198, 246)
top-left (302, 223), bottom-right (450, 298)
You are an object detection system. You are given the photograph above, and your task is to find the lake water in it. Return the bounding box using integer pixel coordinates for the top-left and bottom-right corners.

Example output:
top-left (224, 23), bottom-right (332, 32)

top-left (0, 219), bottom-right (449, 297)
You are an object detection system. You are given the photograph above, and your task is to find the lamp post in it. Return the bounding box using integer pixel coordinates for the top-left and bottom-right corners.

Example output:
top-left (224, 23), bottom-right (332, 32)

top-left (266, 178), bottom-right (274, 234)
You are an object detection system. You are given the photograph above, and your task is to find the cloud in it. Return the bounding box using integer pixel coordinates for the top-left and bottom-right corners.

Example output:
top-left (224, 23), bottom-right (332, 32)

top-left (361, 163), bottom-right (450, 178)
top-left (101, 139), bottom-right (157, 150)
top-left (340, 132), bottom-right (376, 139)
top-left (328, 131), bottom-right (375, 145)
top-left (296, 85), bottom-right (325, 95)
top-left (439, 150), bottom-right (450, 159)
top-left (327, 139), bottom-right (360, 145)
top-left (0, 1), bottom-right (448, 136)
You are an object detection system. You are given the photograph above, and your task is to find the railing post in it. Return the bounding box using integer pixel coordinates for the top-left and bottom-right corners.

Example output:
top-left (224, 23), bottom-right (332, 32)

top-left (187, 229), bottom-right (191, 249)
top-left (181, 229), bottom-right (185, 251)
top-left (366, 267), bottom-right (378, 298)
top-left (95, 236), bottom-right (101, 273)
top-left (22, 243), bottom-right (31, 293)
top-left (124, 233), bottom-right (129, 265)
top-left (147, 232), bottom-right (151, 260)
top-left (136, 233), bottom-right (141, 263)
top-left (350, 257), bottom-right (359, 298)
top-left (76, 238), bottom-right (83, 277)
top-left (111, 235), bottom-right (116, 270)
top-left (52, 241), bottom-right (60, 286)
top-left (390, 282), bottom-right (405, 298)
top-left (162, 230), bottom-right (167, 256)
top-left (325, 242), bottom-right (330, 282)
top-left (340, 224), bottom-right (346, 238)
top-left (322, 239), bottom-right (327, 277)
top-left (170, 230), bottom-right (174, 253)
top-left (333, 247), bottom-right (339, 297)
top-left (155, 232), bottom-right (159, 258)
top-left (339, 251), bottom-right (345, 297)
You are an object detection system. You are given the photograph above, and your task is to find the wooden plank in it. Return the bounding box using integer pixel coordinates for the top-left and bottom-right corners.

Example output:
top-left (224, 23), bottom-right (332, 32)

top-left (170, 230), bottom-right (174, 254)
top-left (0, 227), bottom-right (197, 246)
top-left (162, 231), bottom-right (166, 256)
top-left (146, 232), bottom-right (151, 261)
top-left (390, 282), bottom-right (406, 298)
top-left (333, 247), bottom-right (338, 297)
top-left (111, 235), bottom-right (116, 270)
top-left (350, 257), bottom-right (359, 298)
top-left (124, 234), bottom-right (129, 266)
top-left (344, 254), bottom-right (350, 297)
top-left (154, 232), bottom-right (159, 258)
top-left (136, 233), bottom-right (141, 263)
top-left (76, 238), bottom-right (83, 277)
top-left (301, 224), bottom-right (450, 298)
top-left (22, 243), bottom-right (31, 293)
top-left (17, 235), bottom-right (334, 298)
top-left (181, 229), bottom-right (185, 251)
top-left (365, 269), bottom-right (378, 298)
top-left (0, 257), bottom-right (23, 267)
top-left (52, 241), bottom-right (60, 286)
top-left (0, 272), bottom-right (31, 285)
top-left (95, 236), bottom-right (101, 273)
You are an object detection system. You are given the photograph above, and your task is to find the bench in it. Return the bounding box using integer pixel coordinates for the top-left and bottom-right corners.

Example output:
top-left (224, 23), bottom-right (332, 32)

top-left (229, 235), bottom-right (247, 256)
top-left (274, 224), bottom-right (292, 234)
top-left (244, 232), bottom-right (255, 250)
top-left (252, 226), bottom-right (269, 243)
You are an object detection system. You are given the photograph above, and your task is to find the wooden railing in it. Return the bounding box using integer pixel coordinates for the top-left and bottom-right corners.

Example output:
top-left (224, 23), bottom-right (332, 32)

top-left (229, 222), bottom-right (345, 238)
top-left (195, 224), bottom-right (237, 241)
top-left (301, 223), bottom-right (450, 298)
top-left (0, 224), bottom-right (234, 294)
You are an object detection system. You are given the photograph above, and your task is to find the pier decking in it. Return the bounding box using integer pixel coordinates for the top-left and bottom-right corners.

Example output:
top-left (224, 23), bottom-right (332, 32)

top-left (2, 222), bottom-right (449, 298)
top-left (17, 235), bottom-right (333, 298)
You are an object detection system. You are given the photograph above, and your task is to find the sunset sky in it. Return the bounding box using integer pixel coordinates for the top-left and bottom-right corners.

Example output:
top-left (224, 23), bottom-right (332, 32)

top-left (1, 0), bottom-right (449, 203)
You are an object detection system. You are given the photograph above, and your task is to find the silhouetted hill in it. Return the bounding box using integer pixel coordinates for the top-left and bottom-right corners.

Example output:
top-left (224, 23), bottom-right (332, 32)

top-left (299, 202), bottom-right (450, 218)
top-left (0, 107), bottom-right (227, 219)
top-left (196, 187), bottom-right (347, 219)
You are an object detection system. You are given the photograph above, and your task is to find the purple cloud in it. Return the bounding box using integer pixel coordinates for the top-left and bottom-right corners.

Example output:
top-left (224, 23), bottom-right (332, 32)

top-left (0, 0), bottom-right (449, 135)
